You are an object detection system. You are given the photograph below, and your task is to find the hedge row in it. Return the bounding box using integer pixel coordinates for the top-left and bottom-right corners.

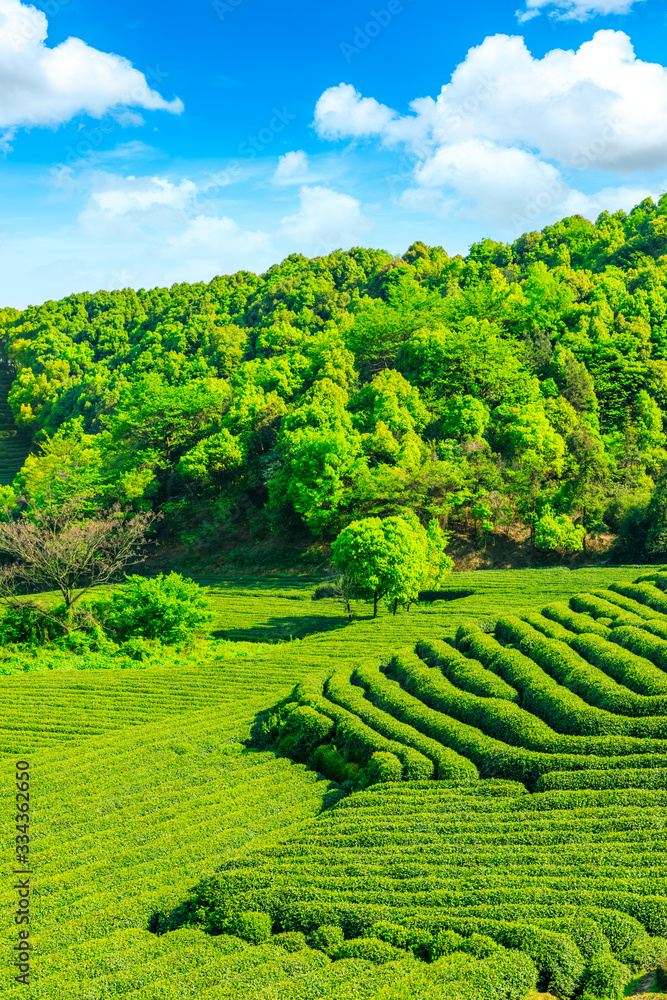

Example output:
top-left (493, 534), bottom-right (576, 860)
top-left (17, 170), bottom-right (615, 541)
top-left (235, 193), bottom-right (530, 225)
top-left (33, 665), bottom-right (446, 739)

top-left (389, 646), bottom-right (667, 757)
top-left (536, 767), bottom-right (667, 792)
top-left (609, 626), bottom-right (667, 674)
top-left (288, 674), bottom-right (433, 781)
top-left (494, 617), bottom-right (667, 732)
top-left (594, 590), bottom-right (667, 638)
top-left (541, 602), bottom-right (611, 638)
top-left (610, 581), bottom-right (667, 616)
top-left (325, 667), bottom-right (477, 782)
top-left (416, 639), bottom-right (518, 702)
top-left (569, 632), bottom-right (667, 697)
top-left (570, 592), bottom-right (647, 628)
top-left (356, 659), bottom-right (667, 789)
top-left (521, 613), bottom-right (573, 643)
top-left (460, 624), bottom-right (667, 744)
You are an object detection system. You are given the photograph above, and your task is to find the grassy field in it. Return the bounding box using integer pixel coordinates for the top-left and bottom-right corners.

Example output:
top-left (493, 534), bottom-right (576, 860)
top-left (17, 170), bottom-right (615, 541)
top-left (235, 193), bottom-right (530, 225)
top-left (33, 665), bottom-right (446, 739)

top-left (1, 564), bottom-right (667, 998)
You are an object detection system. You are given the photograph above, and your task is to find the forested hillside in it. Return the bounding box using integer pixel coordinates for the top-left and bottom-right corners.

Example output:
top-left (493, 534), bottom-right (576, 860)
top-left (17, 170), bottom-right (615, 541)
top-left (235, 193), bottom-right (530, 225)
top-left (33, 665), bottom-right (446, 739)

top-left (5, 194), bottom-right (667, 561)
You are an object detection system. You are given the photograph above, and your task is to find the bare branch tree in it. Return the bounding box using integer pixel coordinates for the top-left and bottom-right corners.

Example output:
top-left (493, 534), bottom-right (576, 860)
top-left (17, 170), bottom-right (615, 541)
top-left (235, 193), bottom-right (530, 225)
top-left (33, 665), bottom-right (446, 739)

top-left (0, 499), bottom-right (156, 629)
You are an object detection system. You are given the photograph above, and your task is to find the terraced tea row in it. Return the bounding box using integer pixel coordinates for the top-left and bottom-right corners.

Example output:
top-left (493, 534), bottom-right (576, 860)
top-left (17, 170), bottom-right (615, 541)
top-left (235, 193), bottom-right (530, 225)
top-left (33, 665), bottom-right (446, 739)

top-left (0, 707), bottom-right (340, 997)
top-left (271, 572), bottom-right (667, 792)
top-left (0, 651), bottom-right (318, 756)
top-left (194, 781), bottom-right (667, 998)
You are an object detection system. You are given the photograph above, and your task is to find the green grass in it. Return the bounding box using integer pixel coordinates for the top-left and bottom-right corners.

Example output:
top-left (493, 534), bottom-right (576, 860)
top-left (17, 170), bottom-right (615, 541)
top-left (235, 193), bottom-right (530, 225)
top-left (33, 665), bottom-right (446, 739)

top-left (1, 564), bottom-right (666, 999)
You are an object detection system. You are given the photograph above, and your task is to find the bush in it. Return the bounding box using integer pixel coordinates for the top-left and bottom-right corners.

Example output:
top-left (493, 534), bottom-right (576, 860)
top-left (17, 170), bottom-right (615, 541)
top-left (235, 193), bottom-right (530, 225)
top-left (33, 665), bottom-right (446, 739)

top-left (334, 936), bottom-right (403, 963)
top-left (581, 955), bottom-right (630, 998)
top-left (99, 573), bottom-right (212, 644)
top-left (225, 910), bottom-right (272, 944)
top-left (308, 923), bottom-right (344, 956)
top-left (429, 929), bottom-right (466, 959)
top-left (367, 751), bottom-right (403, 784)
top-left (365, 921), bottom-right (412, 951)
top-left (312, 584), bottom-right (342, 600)
top-left (312, 743), bottom-right (359, 784)
top-left (272, 930), bottom-right (307, 952)
top-left (275, 705), bottom-right (334, 763)
top-left (0, 603), bottom-right (64, 644)
top-left (456, 933), bottom-right (503, 958)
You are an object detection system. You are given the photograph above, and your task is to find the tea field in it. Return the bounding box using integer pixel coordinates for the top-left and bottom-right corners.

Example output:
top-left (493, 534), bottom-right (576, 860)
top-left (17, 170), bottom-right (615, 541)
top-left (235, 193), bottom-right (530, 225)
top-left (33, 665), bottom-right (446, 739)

top-left (2, 565), bottom-right (667, 998)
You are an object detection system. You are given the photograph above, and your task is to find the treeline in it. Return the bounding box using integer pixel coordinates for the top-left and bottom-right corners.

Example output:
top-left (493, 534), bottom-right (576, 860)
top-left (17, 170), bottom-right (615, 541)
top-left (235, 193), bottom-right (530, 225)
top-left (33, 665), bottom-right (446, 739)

top-left (5, 194), bottom-right (667, 557)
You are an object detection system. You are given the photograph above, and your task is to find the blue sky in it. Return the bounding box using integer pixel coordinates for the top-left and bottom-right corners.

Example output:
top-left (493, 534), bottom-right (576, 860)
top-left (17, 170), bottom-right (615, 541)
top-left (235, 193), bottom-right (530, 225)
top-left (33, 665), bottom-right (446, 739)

top-left (0, 0), bottom-right (666, 306)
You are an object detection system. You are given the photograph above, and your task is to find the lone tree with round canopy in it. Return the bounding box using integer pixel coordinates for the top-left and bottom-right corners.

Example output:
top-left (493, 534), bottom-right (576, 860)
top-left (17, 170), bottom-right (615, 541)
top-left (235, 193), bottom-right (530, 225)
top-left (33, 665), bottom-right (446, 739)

top-left (332, 514), bottom-right (451, 618)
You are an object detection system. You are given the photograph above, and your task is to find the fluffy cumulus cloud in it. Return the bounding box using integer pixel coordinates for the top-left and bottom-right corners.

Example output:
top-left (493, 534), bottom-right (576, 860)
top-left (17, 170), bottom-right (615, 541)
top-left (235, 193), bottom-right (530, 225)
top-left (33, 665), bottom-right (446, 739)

top-left (0, 0), bottom-right (182, 137)
top-left (313, 31), bottom-right (667, 230)
top-left (78, 175), bottom-right (198, 238)
top-left (517, 0), bottom-right (644, 23)
top-left (278, 185), bottom-right (373, 254)
top-left (272, 150), bottom-right (310, 185)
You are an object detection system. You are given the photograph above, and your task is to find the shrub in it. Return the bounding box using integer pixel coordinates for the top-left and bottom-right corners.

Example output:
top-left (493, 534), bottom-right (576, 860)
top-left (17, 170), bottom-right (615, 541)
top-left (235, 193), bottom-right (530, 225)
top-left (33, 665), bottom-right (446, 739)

top-left (334, 936), bottom-right (403, 963)
top-left (272, 930), bottom-right (307, 952)
top-left (0, 603), bottom-right (65, 644)
top-left (365, 921), bottom-right (411, 950)
top-left (456, 933), bottom-right (503, 958)
top-left (580, 955), bottom-right (630, 998)
top-left (367, 751), bottom-right (403, 784)
top-left (429, 929), bottom-right (466, 959)
top-left (308, 923), bottom-right (344, 956)
top-left (225, 910), bottom-right (272, 944)
top-left (312, 584), bottom-right (342, 600)
top-left (275, 705), bottom-right (334, 763)
top-left (99, 573), bottom-right (212, 644)
top-left (312, 743), bottom-right (358, 784)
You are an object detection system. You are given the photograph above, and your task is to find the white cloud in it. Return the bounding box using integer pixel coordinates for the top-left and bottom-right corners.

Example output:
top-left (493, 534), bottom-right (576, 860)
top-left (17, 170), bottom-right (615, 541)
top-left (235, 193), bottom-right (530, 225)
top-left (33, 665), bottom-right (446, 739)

top-left (409, 140), bottom-right (565, 225)
top-left (517, 0), bottom-right (644, 22)
top-left (166, 215), bottom-right (275, 274)
top-left (313, 32), bottom-right (667, 231)
top-left (278, 185), bottom-right (373, 254)
top-left (314, 83), bottom-right (396, 140)
top-left (78, 174), bottom-right (198, 239)
top-left (273, 150), bottom-right (309, 185)
top-left (0, 0), bottom-right (182, 138)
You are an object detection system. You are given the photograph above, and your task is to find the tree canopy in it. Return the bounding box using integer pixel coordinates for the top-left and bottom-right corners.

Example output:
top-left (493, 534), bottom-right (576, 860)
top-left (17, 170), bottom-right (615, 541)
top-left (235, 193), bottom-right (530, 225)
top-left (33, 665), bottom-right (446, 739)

top-left (5, 197), bottom-right (667, 558)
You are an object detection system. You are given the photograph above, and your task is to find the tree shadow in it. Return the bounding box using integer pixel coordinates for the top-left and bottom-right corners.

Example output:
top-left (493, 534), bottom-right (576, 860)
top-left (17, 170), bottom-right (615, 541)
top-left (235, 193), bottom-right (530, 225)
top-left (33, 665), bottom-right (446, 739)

top-left (212, 613), bottom-right (352, 644)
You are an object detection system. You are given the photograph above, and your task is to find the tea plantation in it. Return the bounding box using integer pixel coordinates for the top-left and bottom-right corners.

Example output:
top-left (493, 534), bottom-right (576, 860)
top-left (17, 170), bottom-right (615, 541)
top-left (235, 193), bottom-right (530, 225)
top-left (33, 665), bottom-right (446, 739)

top-left (2, 565), bottom-right (667, 998)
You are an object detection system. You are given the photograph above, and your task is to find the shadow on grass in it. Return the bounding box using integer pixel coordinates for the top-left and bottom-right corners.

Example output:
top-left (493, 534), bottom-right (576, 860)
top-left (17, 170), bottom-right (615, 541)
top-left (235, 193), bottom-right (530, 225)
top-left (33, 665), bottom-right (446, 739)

top-left (213, 613), bottom-right (352, 644)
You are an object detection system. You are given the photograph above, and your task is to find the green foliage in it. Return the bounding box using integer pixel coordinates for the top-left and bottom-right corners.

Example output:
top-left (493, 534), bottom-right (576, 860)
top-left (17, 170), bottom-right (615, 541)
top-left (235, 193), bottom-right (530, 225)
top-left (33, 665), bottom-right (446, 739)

top-left (535, 505), bottom-right (586, 551)
top-left (367, 751), bottom-right (403, 784)
top-left (98, 572), bottom-right (212, 643)
top-left (6, 201), bottom-right (667, 557)
top-left (224, 911), bottom-right (273, 945)
top-left (308, 923), bottom-right (344, 956)
top-left (332, 514), bottom-right (450, 617)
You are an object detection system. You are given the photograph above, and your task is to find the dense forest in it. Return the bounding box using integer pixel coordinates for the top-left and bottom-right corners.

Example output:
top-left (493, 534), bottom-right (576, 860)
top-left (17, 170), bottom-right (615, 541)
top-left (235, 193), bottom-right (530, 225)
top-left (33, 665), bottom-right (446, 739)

top-left (5, 193), bottom-right (667, 564)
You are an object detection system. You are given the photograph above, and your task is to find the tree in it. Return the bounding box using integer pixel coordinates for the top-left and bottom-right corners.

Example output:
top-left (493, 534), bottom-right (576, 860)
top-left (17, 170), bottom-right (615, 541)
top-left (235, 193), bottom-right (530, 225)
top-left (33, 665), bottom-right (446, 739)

top-left (332, 515), bottom-right (450, 618)
top-left (0, 499), bottom-right (154, 632)
top-left (534, 506), bottom-right (585, 552)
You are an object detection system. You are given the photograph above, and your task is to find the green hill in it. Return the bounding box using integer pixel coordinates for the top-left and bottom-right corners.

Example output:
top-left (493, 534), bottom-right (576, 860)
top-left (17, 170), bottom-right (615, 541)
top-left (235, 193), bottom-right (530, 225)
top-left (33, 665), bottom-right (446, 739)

top-left (5, 194), bottom-right (667, 564)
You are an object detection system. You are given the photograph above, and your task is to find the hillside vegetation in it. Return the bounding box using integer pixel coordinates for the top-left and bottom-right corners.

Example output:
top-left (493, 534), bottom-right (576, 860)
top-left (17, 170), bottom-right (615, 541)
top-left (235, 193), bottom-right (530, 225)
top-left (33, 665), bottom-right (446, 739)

top-left (4, 195), bottom-right (667, 562)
